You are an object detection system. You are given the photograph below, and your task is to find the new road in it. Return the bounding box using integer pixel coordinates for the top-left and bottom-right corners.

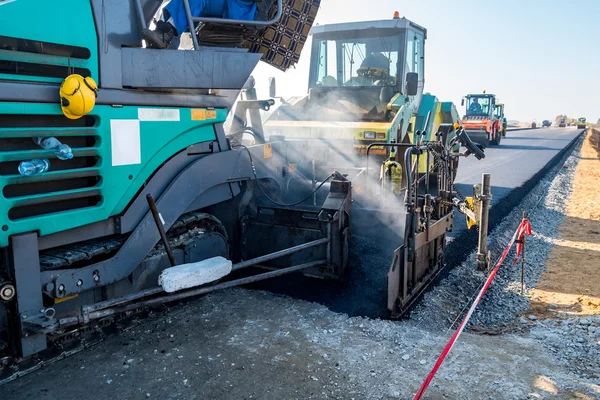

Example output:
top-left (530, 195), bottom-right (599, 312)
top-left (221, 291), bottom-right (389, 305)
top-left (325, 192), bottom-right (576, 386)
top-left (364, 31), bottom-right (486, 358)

top-left (451, 127), bottom-right (584, 237)
top-left (249, 127), bottom-right (585, 318)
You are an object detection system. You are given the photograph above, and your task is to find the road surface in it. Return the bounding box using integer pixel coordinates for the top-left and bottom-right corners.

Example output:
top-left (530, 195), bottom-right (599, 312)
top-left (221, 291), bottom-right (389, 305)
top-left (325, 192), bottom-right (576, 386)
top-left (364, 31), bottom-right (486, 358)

top-left (456, 127), bottom-right (582, 203)
top-left (450, 127), bottom-right (583, 236)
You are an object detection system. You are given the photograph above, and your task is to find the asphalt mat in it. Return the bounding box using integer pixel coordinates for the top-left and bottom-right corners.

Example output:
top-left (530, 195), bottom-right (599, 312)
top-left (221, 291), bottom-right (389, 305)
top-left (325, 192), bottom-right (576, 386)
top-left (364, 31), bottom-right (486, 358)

top-left (246, 128), bottom-right (584, 318)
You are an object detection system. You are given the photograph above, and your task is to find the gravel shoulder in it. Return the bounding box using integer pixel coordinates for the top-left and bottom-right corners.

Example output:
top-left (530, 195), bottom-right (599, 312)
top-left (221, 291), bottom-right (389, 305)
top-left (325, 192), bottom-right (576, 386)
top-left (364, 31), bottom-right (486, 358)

top-left (2, 131), bottom-right (599, 400)
top-left (530, 128), bottom-right (600, 317)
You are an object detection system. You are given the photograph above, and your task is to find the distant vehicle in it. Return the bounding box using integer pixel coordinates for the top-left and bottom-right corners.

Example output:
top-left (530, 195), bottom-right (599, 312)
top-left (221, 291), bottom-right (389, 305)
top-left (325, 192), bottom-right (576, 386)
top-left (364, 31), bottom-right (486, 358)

top-left (558, 118), bottom-right (566, 128)
top-left (461, 92), bottom-right (503, 146)
top-left (494, 103), bottom-right (507, 136)
top-left (531, 121), bottom-right (537, 128)
top-left (576, 117), bottom-right (587, 129)
top-left (542, 120), bottom-right (551, 127)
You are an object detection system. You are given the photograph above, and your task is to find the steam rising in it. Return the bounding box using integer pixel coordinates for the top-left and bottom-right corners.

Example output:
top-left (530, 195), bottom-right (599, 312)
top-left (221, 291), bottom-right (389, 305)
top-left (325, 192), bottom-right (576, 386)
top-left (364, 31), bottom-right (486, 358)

top-left (273, 135), bottom-right (407, 250)
top-left (269, 87), bottom-right (391, 123)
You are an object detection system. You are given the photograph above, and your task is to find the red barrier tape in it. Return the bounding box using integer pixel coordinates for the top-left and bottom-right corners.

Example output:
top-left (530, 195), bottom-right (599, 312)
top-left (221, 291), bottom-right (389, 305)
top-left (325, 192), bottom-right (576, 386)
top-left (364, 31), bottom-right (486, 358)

top-left (413, 218), bottom-right (532, 400)
top-left (513, 220), bottom-right (532, 265)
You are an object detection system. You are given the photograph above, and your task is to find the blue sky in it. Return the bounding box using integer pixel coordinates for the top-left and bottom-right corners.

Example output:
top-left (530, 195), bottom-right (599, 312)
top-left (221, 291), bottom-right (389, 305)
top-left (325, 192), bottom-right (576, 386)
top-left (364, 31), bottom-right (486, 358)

top-left (251, 0), bottom-right (600, 122)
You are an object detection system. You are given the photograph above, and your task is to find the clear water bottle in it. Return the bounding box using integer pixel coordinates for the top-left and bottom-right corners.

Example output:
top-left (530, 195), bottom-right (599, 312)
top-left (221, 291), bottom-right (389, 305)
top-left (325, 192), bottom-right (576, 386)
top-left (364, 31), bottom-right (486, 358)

top-left (33, 137), bottom-right (73, 160)
top-left (18, 159), bottom-right (50, 176)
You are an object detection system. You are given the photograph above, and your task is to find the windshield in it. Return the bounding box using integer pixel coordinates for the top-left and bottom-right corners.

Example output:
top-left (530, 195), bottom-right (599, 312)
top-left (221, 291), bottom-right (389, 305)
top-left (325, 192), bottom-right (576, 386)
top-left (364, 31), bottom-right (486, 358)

top-left (578, 117), bottom-right (586, 122)
top-left (312, 31), bottom-right (403, 88)
top-left (466, 96), bottom-right (491, 116)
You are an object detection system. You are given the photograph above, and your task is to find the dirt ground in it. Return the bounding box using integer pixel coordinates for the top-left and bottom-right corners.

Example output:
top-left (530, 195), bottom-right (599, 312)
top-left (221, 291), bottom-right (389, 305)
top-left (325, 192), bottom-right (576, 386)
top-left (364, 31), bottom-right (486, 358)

top-left (1, 289), bottom-right (598, 400)
top-left (531, 129), bottom-right (600, 317)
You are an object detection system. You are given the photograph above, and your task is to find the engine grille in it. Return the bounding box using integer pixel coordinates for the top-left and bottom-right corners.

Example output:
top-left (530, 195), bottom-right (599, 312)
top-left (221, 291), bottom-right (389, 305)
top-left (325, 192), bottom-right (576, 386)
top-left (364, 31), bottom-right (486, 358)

top-left (0, 114), bottom-right (101, 221)
top-left (0, 35), bottom-right (92, 82)
top-left (464, 115), bottom-right (487, 121)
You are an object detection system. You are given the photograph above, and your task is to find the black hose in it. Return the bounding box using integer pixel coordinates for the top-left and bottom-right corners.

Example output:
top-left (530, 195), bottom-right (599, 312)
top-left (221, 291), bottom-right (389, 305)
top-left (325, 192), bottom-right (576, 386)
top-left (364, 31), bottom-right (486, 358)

top-left (234, 144), bottom-right (334, 207)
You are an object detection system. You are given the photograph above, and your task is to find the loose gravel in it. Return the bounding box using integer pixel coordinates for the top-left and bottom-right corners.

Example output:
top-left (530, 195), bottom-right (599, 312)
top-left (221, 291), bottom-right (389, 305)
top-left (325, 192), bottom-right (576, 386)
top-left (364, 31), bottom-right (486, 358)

top-left (413, 135), bottom-right (582, 330)
top-left (529, 316), bottom-right (600, 381)
top-left (413, 134), bottom-right (600, 383)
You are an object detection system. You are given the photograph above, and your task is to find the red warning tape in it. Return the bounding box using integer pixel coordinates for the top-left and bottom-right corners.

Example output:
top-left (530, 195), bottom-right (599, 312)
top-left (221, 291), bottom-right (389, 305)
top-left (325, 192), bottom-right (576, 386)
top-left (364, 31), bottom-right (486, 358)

top-left (513, 220), bottom-right (532, 265)
top-left (413, 218), bottom-right (532, 400)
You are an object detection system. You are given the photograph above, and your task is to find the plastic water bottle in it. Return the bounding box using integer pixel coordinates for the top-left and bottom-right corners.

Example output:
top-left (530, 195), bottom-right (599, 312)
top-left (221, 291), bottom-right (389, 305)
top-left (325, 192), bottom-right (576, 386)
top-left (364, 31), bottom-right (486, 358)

top-left (18, 159), bottom-right (50, 176)
top-left (33, 137), bottom-right (73, 160)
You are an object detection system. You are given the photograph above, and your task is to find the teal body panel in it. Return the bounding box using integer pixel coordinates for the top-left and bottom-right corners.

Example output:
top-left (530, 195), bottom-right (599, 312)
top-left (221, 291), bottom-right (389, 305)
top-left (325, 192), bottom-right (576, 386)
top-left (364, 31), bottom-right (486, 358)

top-left (415, 94), bottom-right (438, 140)
top-left (0, 102), bottom-right (226, 247)
top-left (386, 94), bottom-right (413, 144)
top-left (440, 101), bottom-right (461, 123)
top-left (416, 95), bottom-right (460, 150)
top-left (0, 0), bottom-right (99, 83)
top-left (439, 101), bottom-right (461, 151)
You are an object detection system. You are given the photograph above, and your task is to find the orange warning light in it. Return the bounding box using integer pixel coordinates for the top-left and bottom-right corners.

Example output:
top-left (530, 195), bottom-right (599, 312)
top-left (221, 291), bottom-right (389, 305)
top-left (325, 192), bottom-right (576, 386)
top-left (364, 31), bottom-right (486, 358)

top-left (393, 11), bottom-right (400, 19)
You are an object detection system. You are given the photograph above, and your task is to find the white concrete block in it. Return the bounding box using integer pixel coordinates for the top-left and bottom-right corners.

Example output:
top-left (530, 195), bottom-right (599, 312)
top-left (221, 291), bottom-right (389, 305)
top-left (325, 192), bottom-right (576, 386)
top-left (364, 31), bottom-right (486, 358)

top-left (158, 256), bottom-right (232, 293)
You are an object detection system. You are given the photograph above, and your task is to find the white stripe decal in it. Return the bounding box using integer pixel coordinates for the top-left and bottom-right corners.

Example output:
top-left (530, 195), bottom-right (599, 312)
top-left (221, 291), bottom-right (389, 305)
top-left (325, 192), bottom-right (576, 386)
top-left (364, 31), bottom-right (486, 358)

top-left (138, 108), bottom-right (180, 121)
top-left (110, 119), bottom-right (141, 166)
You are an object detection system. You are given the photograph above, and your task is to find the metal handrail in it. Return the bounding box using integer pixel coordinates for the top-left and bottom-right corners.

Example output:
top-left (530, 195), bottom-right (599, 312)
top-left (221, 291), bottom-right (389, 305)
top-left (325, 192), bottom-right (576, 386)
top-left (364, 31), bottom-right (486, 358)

top-left (191, 0), bottom-right (283, 27)
top-left (135, 0), bottom-right (147, 30)
top-left (135, 0), bottom-right (283, 51)
top-left (365, 142), bottom-right (414, 195)
top-left (182, 0), bottom-right (201, 49)
top-left (422, 111), bottom-right (431, 134)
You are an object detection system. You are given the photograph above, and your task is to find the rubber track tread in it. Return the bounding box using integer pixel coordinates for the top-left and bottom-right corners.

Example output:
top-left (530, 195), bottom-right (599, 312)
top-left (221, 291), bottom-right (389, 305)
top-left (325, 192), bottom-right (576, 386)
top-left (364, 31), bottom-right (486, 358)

top-left (1, 214), bottom-right (227, 385)
top-left (39, 211), bottom-right (222, 271)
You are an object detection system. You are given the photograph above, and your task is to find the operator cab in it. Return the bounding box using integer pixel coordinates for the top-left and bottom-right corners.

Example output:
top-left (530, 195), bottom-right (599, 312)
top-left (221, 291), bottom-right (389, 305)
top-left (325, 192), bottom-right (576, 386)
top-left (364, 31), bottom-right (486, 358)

top-left (264, 16), bottom-right (426, 123)
top-left (309, 17), bottom-right (425, 95)
top-left (463, 94), bottom-right (496, 118)
top-left (494, 103), bottom-right (504, 119)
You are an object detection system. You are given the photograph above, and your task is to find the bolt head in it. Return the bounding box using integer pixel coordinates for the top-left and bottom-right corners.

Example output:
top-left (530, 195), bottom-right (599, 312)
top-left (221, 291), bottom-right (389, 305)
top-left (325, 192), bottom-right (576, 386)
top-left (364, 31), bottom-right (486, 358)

top-left (45, 282), bottom-right (55, 292)
top-left (58, 284), bottom-right (65, 292)
top-left (0, 285), bottom-right (15, 301)
top-left (21, 314), bottom-right (27, 320)
top-left (93, 275), bottom-right (100, 282)
top-left (76, 279), bottom-right (83, 287)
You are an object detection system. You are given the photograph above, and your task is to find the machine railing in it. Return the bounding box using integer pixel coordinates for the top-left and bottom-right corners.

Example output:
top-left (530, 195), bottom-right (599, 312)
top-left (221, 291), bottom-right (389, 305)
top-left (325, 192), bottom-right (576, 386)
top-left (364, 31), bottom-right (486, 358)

top-left (135, 0), bottom-right (283, 50)
top-left (135, 0), bottom-right (148, 30)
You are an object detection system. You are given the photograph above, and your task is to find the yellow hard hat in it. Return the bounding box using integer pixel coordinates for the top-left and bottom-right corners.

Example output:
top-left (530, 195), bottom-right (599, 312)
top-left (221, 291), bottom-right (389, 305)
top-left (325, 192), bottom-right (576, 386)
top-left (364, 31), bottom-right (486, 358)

top-left (59, 74), bottom-right (98, 119)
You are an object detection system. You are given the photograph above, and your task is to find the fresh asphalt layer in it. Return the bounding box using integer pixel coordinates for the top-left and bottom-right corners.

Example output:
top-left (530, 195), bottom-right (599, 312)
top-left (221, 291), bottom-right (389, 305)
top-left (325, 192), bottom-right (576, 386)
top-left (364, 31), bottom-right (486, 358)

top-left (242, 127), bottom-right (585, 318)
top-left (450, 126), bottom-right (584, 237)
